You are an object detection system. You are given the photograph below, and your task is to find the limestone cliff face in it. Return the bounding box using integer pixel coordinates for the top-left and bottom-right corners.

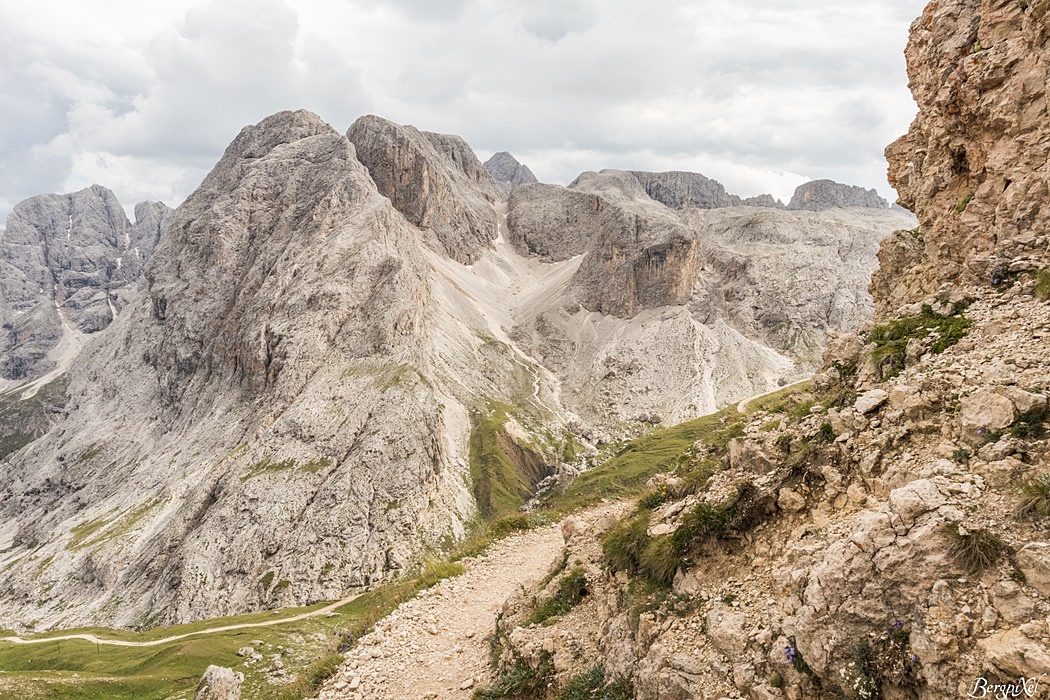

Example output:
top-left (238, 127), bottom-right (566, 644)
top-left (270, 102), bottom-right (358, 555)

top-left (787, 179), bottom-right (888, 211)
top-left (629, 170), bottom-right (742, 209)
top-left (879, 0), bottom-right (1049, 316)
top-left (0, 186), bottom-right (171, 384)
top-left (347, 115), bottom-right (503, 265)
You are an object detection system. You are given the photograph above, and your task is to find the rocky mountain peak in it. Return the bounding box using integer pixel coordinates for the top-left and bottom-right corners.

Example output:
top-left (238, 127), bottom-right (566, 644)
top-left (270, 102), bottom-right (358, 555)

top-left (346, 114), bottom-right (503, 264)
top-left (0, 184), bottom-right (171, 385)
top-left (483, 151), bottom-right (538, 194)
top-left (787, 179), bottom-right (888, 211)
top-left (629, 169), bottom-right (742, 209)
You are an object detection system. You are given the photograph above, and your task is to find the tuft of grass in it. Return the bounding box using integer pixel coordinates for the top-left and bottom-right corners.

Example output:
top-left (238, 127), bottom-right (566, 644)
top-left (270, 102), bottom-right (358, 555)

top-left (1035, 269), bottom-right (1050, 301)
top-left (955, 191), bottom-right (974, 215)
top-left (867, 304), bottom-right (972, 379)
top-left (474, 650), bottom-right (555, 699)
top-left (557, 663), bottom-right (632, 700)
top-left (952, 448), bottom-right (971, 463)
top-left (298, 457), bottom-right (332, 474)
top-left (602, 510), bottom-right (651, 574)
top-left (639, 535), bottom-right (681, 586)
top-left (1018, 473), bottom-right (1050, 517)
top-left (551, 406), bottom-right (742, 512)
top-left (942, 523), bottom-right (1006, 574)
top-left (528, 567), bottom-right (588, 625)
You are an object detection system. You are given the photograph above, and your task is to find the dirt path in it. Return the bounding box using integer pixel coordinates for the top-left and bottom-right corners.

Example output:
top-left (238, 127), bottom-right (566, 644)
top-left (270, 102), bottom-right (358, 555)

top-left (318, 514), bottom-right (595, 700)
top-left (0, 593), bottom-right (362, 648)
top-left (736, 378), bottom-right (810, 414)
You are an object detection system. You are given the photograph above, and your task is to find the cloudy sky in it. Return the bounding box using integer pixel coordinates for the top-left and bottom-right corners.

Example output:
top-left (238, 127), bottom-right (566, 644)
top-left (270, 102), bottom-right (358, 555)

top-left (0, 0), bottom-right (927, 223)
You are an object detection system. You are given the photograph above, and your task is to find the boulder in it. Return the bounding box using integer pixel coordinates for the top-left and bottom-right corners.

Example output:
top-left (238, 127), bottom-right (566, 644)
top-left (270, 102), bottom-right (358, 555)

top-left (978, 629), bottom-right (1050, 677)
top-left (959, 388), bottom-right (1016, 443)
top-left (853, 389), bottom-right (888, 414)
top-left (194, 665), bottom-right (243, 700)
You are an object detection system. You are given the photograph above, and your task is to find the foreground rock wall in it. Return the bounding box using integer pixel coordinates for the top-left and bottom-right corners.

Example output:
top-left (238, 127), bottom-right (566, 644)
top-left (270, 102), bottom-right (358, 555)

top-left (879, 0), bottom-right (1049, 315)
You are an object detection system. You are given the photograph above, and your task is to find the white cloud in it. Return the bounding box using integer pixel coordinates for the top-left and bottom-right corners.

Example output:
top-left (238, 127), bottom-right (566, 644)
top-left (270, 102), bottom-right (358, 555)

top-left (0, 0), bottom-right (926, 222)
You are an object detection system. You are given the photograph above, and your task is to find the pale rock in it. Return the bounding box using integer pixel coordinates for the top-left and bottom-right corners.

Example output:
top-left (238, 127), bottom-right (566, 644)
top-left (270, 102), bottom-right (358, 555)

top-left (194, 665), bottom-right (243, 700)
top-left (978, 629), bottom-right (1050, 677)
top-left (853, 389), bottom-right (888, 414)
top-left (1015, 543), bottom-right (1050, 597)
top-left (777, 489), bottom-right (806, 513)
top-left (995, 385), bottom-right (1047, 416)
top-left (959, 387), bottom-right (1017, 443)
top-left (706, 606), bottom-right (749, 656)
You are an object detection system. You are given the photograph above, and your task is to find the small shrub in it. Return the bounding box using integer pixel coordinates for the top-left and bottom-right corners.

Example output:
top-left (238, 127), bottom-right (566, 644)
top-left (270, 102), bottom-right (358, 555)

top-left (1034, 269), bottom-right (1050, 301)
top-left (529, 567), bottom-right (588, 625)
top-left (1018, 473), bottom-right (1050, 517)
top-left (639, 535), bottom-right (681, 586)
top-left (815, 423), bottom-right (836, 444)
top-left (475, 650), bottom-right (555, 699)
top-left (867, 304), bottom-right (972, 379)
top-left (942, 523), bottom-right (1006, 573)
top-left (769, 671), bottom-right (784, 688)
top-left (602, 510), bottom-right (651, 573)
top-left (1009, 411), bottom-right (1045, 439)
top-left (951, 448), bottom-right (971, 463)
top-left (557, 663), bottom-right (631, 700)
top-left (639, 485), bottom-right (671, 510)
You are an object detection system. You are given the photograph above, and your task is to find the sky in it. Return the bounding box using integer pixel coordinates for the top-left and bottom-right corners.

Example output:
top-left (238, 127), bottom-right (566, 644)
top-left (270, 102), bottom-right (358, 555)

top-left (0, 0), bottom-right (928, 224)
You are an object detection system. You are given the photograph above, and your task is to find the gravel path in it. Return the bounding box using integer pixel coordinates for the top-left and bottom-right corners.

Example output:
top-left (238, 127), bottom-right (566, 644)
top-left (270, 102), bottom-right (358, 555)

top-left (319, 520), bottom-right (571, 700)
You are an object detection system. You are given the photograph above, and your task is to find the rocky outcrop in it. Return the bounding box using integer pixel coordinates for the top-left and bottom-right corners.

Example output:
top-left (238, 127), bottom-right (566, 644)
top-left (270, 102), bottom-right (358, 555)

top-left (0, 186), bottom-right (171, 384)
top-left (880, 0), bottom-right (1049, 314)
top-left (787, 179), bottom-right (888, 211)
top-left (347, 115), bottom-right (503, 264)
top-left (629, 170), bottom-right (742, 209)
top-left (483, 151), bottom-right (538, 194)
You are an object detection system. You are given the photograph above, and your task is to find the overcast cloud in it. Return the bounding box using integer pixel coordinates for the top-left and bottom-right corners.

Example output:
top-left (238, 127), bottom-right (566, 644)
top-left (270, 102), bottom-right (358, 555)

top-left (0, 0), bottom-right (926, 223)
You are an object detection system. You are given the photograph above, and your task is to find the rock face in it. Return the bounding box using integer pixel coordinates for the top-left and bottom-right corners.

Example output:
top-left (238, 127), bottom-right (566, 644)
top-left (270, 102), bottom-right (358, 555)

top-left (787, 179), bottom-right (888, 211)
top-left (347, 115), bottom-right (503, 264)
top-left (483, 151), bottom-right (538, 194)
top-left (0, 112), bottom-right (911, 631)
top-left (879, 0), bottom-right (1050, 315)
top-left (0, 186), bottom-right (171, 385)
top-left (629, 170), bottom-right (742, 209)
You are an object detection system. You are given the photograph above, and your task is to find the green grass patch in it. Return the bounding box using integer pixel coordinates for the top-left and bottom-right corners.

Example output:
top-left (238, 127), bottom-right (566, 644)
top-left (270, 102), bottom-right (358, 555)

top-left (745, 382), bottom-right (811, 414)
top-left (298, 457), bottom-right (331, 474)
top-left (67, 511), bottom-right (118, 551)
top-left (528, 567), bottom-right (587, 625)
top-left (868, 303), bottom-right (972, 379)
top-left (548, 405), bottom-right (742, 512)
top-left (955, 191), bottom-right (974, 215)
top-left (474, 650), bottom-right (555, 699)
top-left (1035, 269), bottom-right (1050, 301)
top-left (241, 456), bottom-right (297, 481)
top-left (469, 404), bottom-right (548, 519)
